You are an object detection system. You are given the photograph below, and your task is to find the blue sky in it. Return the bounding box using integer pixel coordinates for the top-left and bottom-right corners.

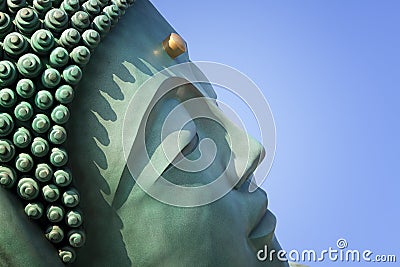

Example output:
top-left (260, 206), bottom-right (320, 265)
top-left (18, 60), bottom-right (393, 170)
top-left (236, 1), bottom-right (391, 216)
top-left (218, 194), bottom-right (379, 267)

top-left (151, 1), bottom-right (399, 265)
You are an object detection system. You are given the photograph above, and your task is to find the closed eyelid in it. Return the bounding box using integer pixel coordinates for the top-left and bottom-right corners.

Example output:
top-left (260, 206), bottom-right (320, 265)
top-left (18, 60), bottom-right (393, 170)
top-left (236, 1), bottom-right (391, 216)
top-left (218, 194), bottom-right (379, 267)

top-left (163, 133), bottom-right (199, 174)
top-left (167, 80), bottom-right (266, 179)
top-left (125, 76), bottom-right (264, 194)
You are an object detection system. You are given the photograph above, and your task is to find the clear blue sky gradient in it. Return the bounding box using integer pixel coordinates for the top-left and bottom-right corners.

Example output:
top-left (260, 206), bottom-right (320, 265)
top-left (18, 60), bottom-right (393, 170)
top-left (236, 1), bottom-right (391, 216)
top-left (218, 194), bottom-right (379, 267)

top-left (151, 1), bottom-right (399, 265)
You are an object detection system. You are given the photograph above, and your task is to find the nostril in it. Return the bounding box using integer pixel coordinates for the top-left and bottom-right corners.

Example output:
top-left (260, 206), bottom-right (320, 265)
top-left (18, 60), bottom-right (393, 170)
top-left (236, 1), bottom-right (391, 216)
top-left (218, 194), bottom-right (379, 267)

top-left (234, 135), bottom-right (266, 190)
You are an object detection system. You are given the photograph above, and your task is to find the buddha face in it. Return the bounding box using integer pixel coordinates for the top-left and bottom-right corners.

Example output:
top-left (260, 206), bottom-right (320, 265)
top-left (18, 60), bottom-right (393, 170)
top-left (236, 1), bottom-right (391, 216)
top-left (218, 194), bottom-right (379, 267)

top-left (0, 0), bottom-right (286, 266)
top-left (65, 1), bottom-right (287, 266)
top-left (65, 1), bottom-right (288, 266)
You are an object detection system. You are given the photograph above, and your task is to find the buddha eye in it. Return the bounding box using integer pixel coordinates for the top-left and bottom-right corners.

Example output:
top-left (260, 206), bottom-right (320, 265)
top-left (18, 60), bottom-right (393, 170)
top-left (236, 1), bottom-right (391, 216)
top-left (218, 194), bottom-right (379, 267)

top-left (164, 132), bottom-right (199, 173)
top-left (180, 132), bottom-right (199, 158)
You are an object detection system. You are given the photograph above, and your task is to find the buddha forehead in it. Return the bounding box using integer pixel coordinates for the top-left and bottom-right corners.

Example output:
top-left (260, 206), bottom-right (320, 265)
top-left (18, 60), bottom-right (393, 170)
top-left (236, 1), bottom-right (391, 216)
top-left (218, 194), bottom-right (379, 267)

top-left (81, 0), bottom-right (207, 95)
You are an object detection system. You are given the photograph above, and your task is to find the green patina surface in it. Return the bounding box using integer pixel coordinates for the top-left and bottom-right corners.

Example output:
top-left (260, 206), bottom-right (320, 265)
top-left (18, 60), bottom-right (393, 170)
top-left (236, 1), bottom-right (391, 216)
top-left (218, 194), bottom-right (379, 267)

top-left (0, 0), bottom-right (288, 266)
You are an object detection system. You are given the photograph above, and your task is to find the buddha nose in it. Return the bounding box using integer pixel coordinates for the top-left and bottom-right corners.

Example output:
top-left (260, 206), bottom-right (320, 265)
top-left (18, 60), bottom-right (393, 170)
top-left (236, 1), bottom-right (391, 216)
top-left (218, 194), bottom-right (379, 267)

top-left (174, 79), bottom-right (267, 192)
top-left (238, 132), bottom-right (266, 189)
top-left (224, 120), bottom-right (266, 191)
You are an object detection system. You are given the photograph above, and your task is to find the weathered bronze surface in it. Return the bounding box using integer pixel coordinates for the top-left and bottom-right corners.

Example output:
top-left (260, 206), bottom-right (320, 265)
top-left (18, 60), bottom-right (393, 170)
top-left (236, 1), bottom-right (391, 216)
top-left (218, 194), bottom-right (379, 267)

top-left (0, 0), bottom-right (287, 266)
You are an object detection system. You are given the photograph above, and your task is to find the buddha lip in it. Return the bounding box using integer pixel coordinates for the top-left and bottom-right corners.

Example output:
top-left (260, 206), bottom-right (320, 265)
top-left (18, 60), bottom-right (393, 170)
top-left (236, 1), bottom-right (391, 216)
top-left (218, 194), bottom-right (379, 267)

top-left (248, 209), bottom-right (276, 241)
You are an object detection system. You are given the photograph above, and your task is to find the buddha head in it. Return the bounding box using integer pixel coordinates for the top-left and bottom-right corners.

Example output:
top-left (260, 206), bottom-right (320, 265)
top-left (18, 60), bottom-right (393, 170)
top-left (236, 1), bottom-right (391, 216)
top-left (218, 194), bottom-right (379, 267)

top-left (0, 0), bottom-right (287, 266)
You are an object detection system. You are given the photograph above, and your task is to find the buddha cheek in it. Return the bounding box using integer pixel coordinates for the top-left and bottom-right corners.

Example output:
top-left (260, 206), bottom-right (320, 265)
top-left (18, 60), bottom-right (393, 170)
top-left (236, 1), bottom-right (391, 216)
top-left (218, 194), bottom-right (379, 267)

top-left (118, 183), bottom-right (252, 266)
